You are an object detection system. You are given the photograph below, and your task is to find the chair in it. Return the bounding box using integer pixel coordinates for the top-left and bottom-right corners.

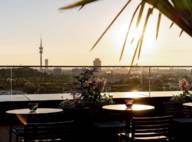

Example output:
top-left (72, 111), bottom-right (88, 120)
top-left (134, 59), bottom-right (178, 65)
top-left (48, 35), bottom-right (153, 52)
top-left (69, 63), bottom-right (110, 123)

top-left (92, 109), bottom-right (127, 142)
top-left (130, 115), bottom-right (173, 142)
top-left (11, 120), bottom-right (75, 142)
top-left (163, 102), bottom-right (191, 118)
top-left (172, 117), bottom-right (192, 141)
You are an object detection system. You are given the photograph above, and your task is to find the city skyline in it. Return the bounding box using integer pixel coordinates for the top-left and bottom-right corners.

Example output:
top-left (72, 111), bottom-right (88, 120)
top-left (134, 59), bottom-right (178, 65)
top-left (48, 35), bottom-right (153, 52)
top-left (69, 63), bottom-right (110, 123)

top-left (0, 0), bottom-right (191, 66)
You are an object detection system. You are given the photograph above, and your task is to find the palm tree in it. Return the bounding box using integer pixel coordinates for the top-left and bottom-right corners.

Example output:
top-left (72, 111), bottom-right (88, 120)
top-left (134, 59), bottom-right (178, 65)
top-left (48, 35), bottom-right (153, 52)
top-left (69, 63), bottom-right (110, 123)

top-left (60, 0), bottom-right (192, 65)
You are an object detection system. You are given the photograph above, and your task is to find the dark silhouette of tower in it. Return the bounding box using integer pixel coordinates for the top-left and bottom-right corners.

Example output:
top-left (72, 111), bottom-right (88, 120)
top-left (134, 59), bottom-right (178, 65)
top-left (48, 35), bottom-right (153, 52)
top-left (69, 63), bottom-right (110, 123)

top-left (39, 38), bottom-right (43, 69)
top-left (93, 58), bottom-right (101, 72)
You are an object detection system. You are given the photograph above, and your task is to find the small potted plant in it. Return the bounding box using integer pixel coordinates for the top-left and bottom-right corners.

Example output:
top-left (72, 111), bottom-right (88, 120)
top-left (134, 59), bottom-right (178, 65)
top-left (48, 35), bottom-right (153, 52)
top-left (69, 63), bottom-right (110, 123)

top-left (167, 79), bottom-right (192, 117)
top-left (170, 79), bottom-right (192, 103)
top-left (59, 68), bottom-right (113, 118)
top-left (72, 67), bottom-right (113, 107)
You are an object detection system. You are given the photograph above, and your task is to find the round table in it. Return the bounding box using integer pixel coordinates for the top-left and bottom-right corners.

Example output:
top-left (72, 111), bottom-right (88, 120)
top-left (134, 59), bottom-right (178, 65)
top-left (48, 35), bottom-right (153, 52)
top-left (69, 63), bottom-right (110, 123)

top-left (6, 108), bottom-right (63, 142)
top-left (102, 104), bottom-right (155, 134)
top-left (102, 104), bottom-right (155, 111)
top-left (183, 102), bottom-right (192, 107)
top-left (6, 108), bottom-right (63, 115)
top-left (6, 108), bottom-right (63, 125)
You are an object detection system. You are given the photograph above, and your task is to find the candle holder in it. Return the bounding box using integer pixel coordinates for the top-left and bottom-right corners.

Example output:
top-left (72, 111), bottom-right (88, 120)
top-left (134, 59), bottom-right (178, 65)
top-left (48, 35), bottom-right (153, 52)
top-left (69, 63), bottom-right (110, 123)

top-left (125, 99), bottom-right (134, 108)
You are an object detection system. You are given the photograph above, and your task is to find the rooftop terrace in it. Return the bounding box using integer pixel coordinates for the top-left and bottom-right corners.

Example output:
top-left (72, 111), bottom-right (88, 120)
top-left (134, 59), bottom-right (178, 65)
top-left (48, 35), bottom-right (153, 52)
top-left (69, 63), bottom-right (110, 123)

top-left (0, 65), bottom-right (192, 142)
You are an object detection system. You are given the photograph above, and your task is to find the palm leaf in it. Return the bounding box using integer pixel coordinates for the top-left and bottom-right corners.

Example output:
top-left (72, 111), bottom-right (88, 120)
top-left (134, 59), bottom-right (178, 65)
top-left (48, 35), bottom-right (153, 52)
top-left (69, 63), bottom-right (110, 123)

top-left (179, 30), bottom-right (184, 37)
top-left (171, 0), bottom-right (192, 28)
top-left (60, 0), bottom-right (98, 10)
top-left (137, 37), bottom-right (143, 60)
top-left (131, 38), bottom-right (134, 44)
top-left (136, 2), bottom-right (145, 27)
top-left (119, 1), bottom-right (143, 61)
top-left (62, 0), bottom-right (192, 36)
top-left (137, 8), bottom-right (153, 60)
top-left (90, 0), bottom-right (132, 51)
top-left (144, 0), bottom-right (192, 36)
top-left (61, 0), bottom-right (192, 67)
top-left (156, 12), bottom-right (162, 40)
top-left (127, 39), bottom-right (141, 75)
top-left (131, 38), bottom-right (141, 66)
top-left (169, 22), bottom-right (174, 29)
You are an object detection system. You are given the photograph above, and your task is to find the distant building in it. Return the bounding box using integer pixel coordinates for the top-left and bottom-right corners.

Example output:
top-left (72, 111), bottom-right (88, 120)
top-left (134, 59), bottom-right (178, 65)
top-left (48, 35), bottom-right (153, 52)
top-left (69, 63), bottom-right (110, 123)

top-left (45, 59), bottom-right (48, 67)
top-left (93, 58), bottom-right (101, 71)
top-left (44, 58), bottom-right (49, 72)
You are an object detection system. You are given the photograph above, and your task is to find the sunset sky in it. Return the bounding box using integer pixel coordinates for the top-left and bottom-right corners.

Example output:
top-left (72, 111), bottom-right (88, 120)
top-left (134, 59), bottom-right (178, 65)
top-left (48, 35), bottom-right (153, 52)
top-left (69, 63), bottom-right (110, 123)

top-left (0, 0), bottom-right (191, 66)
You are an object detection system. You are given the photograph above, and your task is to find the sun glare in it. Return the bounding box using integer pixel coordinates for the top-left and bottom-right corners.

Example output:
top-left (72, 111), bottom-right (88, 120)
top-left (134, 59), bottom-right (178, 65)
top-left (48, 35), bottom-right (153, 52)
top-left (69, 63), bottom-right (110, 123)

top-left (110, 12), bottom-right (158, 65)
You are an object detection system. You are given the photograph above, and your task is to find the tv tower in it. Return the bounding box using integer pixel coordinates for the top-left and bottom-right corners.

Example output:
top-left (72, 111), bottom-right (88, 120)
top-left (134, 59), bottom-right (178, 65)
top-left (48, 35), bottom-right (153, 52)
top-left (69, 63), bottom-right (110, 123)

top-left (39, 38), bottom-right (43, 69)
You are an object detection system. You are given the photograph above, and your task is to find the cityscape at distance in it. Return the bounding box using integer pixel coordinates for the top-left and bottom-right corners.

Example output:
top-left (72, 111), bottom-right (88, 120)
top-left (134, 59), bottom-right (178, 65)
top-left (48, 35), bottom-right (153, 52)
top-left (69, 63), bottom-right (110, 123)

top-left (0, 58), bottom-right (191, 95)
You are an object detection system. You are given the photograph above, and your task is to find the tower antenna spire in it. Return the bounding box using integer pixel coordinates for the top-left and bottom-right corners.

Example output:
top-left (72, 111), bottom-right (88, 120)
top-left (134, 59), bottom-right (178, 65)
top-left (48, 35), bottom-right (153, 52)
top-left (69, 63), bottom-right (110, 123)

top-left (39, 37), bottom-right (43, 70)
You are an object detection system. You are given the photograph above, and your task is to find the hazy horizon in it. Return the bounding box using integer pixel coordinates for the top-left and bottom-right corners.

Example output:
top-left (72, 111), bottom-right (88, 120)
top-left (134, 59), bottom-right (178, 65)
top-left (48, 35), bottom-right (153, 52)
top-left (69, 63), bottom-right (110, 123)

top-left (0, 0), bottom-right (191, 66)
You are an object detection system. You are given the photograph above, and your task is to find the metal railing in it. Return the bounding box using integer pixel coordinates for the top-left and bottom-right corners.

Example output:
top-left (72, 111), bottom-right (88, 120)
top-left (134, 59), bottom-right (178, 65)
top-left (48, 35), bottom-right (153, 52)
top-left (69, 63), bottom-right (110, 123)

top-left (0, 65), bottom-right (191, 101)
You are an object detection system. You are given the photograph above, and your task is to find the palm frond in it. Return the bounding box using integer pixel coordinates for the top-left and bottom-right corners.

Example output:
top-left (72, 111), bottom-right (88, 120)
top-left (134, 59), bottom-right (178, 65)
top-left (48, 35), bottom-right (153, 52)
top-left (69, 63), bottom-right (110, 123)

top-left (179, 30), bottom-right (184, 37)
top-left (136, 2), bottom-right (145, 27)
top-left (60, 0), bottom-right (98, 10)
top-left (171, 0), bottom-right (192, 28)
top-left (62, 0), bottom-right (192, 36)
top-left (119, 1), bottom-right (143, 61)
top-left (144, 0), bottom-right (192, 36)
top-left (169, 22), bottom-right (174, 29)
top-left (90, 0), bottom-right (132, 51)
top-left (137, 7), bottom-right (153, 61)
top-left (62, 0), bottom-right (192, 66)
top-left (131, 38), bottom-right (134, 44)
top-left (131, 38), bottom-right (141, 65)
top-left (137, 37), bottom-right (143, 60)
top-left (127, 37), bottom-right (142, 75)
top-left (156, 12), bottom-right (162, 40)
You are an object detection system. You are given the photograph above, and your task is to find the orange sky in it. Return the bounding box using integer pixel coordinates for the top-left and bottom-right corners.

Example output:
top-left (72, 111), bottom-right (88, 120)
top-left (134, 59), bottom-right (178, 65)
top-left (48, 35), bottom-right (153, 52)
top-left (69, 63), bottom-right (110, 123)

top-left (0, 0), bottom-right (191, 66)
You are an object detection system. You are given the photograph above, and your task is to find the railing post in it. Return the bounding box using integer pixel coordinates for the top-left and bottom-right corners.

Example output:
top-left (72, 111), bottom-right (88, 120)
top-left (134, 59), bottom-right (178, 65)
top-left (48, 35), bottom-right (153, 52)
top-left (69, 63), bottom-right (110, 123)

top-left (10, 67), bottom-right (13, 101)
top-left (149, 67), bottom-right (151, 97)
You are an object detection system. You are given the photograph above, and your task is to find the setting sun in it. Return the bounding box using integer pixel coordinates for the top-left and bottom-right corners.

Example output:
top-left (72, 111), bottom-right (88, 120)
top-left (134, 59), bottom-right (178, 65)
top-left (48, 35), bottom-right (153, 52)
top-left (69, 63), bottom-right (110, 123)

top-left (108, 4), bottom-right (160, 65)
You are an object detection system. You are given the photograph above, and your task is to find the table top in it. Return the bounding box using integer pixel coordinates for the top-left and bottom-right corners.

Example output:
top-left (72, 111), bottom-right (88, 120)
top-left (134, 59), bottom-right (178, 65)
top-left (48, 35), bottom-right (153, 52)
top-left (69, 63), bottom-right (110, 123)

top-left (6, 108), bottom-right (63, 115)
top-left (102, 104), bottom-right (155, 111)
top-left (110, 92), bottom-right (148, 99)
top-left (183, 102), bottom-right (192, 107)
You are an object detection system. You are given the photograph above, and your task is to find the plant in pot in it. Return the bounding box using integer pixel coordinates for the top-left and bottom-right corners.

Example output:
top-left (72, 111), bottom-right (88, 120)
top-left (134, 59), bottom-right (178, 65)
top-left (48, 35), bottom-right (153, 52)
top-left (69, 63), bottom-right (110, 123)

top-left (76, 67), bottom-right (113, 107)
top-left (170, 79), bottom-right (192, 103)
top-left (167, 79), bottom-right (192, 117)
top-left (59, 67), bottom-right (113, 112)
top-left (59, 68), bottom-right (114, 133)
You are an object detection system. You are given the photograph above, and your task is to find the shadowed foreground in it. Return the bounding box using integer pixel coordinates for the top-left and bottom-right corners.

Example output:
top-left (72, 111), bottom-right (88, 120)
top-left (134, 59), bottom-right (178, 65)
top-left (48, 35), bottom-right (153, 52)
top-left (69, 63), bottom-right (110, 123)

top-left (0, 125), bottom-right (11, 142)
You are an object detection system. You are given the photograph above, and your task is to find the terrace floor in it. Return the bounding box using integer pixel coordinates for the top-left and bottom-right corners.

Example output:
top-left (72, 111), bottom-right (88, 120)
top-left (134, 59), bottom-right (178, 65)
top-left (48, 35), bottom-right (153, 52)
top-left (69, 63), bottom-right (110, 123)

top-left (0, 124), bottom-right (11, 142)
top-left (0, 91), bottom-right (189, 142)
top-left (2, 117), bottom-right (192, 142)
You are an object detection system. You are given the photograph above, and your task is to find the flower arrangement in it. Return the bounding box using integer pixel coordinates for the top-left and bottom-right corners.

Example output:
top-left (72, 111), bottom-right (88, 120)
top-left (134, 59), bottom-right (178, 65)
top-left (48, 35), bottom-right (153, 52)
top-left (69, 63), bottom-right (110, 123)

top-left (59, 68), bottom-right (113, 109)
top-left (179, 79), bottom-right (190, 94)
top-left (170, 79), bottom-right (192, 103)
top-left (74, 68), bottom-right (113, 106)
